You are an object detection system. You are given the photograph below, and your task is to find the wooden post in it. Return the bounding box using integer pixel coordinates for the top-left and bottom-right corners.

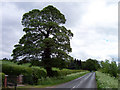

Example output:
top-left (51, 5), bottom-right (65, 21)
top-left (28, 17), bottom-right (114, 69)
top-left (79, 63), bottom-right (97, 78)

top-left (17, 75), bottom-right (23, 84)
top-left (19, 75), bottom-right (23, 84)
top-left (4, 75), bottom-right (8, 88)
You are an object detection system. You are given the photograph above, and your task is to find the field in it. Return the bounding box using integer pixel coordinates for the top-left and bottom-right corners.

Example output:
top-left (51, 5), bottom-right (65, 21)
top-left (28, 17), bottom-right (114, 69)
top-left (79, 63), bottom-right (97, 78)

top-left (96, 71), bottom-right (118, 88)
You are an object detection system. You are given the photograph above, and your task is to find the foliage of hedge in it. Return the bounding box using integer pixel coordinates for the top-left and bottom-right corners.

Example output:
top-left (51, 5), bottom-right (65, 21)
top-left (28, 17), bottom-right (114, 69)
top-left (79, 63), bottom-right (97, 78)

top-left (56, 70), bottom-right (84, 77)
top-left (41, 69), bottom-right (84, 78)
top-left (2, 64), bottom-right (32, 76)
top-left (100, 60), bottom-right (118, 77)
top-left (2, 64), bottom-right (47, 85)
top-left (2, 62), bottom-right (84, 85)
top-left (0, 72), bottom-right (5, 86)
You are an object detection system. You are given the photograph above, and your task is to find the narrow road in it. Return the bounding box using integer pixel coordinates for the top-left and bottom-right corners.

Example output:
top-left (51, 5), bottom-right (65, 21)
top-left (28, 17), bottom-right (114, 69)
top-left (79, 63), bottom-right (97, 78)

top-left (54, 72), bottom-right (97, 89)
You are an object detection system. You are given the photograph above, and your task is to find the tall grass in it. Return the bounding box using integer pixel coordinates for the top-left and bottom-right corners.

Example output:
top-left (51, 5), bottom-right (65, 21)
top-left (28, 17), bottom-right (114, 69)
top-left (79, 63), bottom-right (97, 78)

top-left (96, 71), bottom-right (118, 88)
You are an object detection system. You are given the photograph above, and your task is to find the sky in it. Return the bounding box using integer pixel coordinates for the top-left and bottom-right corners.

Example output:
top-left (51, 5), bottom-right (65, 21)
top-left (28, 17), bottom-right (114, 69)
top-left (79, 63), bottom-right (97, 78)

top-left (0, 0), bottom-right (118, 62)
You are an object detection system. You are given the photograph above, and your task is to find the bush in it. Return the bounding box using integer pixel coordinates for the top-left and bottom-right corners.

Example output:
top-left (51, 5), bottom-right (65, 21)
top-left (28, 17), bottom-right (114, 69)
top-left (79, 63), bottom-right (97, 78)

top-left (2, 64), bottom-right (32, 76)
top-left (30, 67), bottom-right (47, 85)
top-left (0, 72), bottom-right (5, 86)
top-left (2, 63), bottom-right (47, 85)
top-left (57, 69), bottom-right (83, 76)
top-left (100, 60), bottom-right (118, 77)
top-left (2, 64), bottom-right (22, 75)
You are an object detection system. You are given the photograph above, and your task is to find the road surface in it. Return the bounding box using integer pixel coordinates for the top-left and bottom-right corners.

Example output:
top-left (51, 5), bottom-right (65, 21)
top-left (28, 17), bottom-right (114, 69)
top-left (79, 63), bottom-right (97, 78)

top-left (54, 72), bottom-right (97, 89)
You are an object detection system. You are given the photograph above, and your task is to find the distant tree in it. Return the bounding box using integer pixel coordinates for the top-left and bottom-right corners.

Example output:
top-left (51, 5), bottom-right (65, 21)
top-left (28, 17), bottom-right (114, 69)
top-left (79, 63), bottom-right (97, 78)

top-left (109, 61), bottom-right (118, 77)
top-left (2, 58), bottom-right (8, 61)
top-left (85, 58), bottom-right (100, 71)
top-left (68, 58), bottom-right (82, 70)
top-left (76, 59), bottom-right (82, 69)
top-left (100, 60), bottom-right (118, 77)
top-left (11, 5), bottom-right (73, 77)
top-left (81, 61), bottom-right (87, 70)
top-left (68, 59), bottom-right (76, 69)
top-left (100, 60), bottom-right (110, 73)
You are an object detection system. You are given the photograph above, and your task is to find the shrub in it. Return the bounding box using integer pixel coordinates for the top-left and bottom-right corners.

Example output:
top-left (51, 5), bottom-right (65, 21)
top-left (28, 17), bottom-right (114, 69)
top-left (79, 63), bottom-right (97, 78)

top-left (2, 63), bottom-right (47, 85)
top-left (100, 60), bottom-right (118, 77)
top-left (2, 64), bottom-right (22, 75)
top-left (0, 72), bottom-right (5, 86)
top-left (2, 64), bottom-right (32, 76)
top-left (30, 67), bottom-right (47, 85)
top-left (57, 69), bottom-right (83, 76)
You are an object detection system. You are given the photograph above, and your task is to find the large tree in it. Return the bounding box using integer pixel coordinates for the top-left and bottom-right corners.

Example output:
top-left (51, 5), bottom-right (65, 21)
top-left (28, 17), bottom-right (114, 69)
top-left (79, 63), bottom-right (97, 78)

top-left (11, 5), bottom-right (73, 76)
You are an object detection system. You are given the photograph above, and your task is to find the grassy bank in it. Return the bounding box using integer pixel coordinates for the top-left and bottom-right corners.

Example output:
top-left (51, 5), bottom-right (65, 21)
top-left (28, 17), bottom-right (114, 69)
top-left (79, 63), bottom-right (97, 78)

top-left (18, 71), bottom-right (89, 88)
top-left (96, 71), bottom-right (118, 88)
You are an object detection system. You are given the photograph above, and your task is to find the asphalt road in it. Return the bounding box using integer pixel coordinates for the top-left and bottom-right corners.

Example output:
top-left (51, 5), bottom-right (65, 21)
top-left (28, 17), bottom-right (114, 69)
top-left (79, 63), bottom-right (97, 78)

top-left (54, 72), bottom-right (97, 89)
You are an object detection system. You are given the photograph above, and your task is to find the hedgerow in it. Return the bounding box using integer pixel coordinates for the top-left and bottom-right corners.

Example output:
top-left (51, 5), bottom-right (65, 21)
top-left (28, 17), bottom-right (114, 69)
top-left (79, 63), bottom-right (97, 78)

top-left (2, 64), bottom-right (46, 85)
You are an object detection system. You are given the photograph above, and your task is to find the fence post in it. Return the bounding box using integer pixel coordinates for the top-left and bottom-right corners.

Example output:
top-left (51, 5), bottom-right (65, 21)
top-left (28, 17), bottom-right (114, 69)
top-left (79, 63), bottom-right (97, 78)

top-left (17, 74), bottom-right (23, 84)
top-left (20, 75), bottom-right (23, 84)
top-left (4, 75), bottom-right (8, 88)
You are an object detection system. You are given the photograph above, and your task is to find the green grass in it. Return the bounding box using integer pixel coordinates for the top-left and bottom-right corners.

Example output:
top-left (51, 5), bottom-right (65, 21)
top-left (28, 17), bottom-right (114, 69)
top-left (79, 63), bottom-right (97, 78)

top-left (18, 71), bottom-right (89, 88)
top-left (96, 71), bottom-right (118, 88)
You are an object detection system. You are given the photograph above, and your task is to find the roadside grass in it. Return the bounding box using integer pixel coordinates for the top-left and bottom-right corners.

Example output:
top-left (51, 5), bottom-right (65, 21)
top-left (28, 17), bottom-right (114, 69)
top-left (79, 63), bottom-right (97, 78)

top-left (18, 71), bottom-right (89, 88)
top-left (96, 71), bottom-right (118, 88)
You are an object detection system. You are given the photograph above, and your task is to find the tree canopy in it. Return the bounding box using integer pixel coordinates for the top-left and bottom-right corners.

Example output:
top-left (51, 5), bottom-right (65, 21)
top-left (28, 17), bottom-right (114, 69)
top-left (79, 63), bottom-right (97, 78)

top-left (11, 5), bottom-right (73, 76)
top-left (81, 58), bottom-right (100, 71)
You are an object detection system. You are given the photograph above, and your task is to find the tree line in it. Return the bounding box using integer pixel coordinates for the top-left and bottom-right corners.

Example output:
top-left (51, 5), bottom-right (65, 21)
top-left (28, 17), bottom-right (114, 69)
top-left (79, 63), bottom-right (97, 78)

top-left (67, 58), bottom-right (100, 71)
top-left (68, 58), bottom-right (118, 78)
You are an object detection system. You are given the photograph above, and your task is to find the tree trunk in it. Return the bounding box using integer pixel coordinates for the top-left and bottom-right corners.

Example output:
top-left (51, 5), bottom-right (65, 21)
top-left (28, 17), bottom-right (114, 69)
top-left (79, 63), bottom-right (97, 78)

top-left (43, 30), bottom-right (54, 77)
top-left (45, 67), bottom-right (53, 77)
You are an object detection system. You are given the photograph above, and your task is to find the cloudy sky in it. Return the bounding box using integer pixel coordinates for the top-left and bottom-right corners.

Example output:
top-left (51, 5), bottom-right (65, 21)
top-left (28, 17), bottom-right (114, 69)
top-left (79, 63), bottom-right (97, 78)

top-left (0, 0), bottom-right (118, 62)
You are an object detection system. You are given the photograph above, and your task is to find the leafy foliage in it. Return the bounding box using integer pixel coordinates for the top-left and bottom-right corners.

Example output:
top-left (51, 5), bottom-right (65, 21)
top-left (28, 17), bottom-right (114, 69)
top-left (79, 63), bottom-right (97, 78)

top-left (0, 72), bottom-right (5, 86)
top-left (80, 59), bottom-right (100, 71)
top-left (11, 5), bottom-right (73, 77)
top-left (67, 58), bottom-right (82, 69)
top-left (100, 60), bottom-right (118, 77)
top-left (2, 63), bottom-right (46, 85)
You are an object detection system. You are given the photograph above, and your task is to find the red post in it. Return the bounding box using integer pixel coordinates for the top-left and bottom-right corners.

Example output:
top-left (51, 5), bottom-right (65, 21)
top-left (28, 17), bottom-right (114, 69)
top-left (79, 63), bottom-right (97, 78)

top-left (4, 75), bottom-right (8, 88)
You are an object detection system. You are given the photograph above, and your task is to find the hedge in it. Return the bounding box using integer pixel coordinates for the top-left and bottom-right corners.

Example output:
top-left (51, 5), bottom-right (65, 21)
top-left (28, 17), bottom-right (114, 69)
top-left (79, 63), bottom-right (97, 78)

top-left (0, 72), bottom-right (5, 86)
top-left (2, 64), bottom-right (32, 76)
top-left (2, 64), bottom-right (47, 85)
top-left (57, 69), bottom-right (83, 76)
top-left (2, 63), bottom-right (84, 84)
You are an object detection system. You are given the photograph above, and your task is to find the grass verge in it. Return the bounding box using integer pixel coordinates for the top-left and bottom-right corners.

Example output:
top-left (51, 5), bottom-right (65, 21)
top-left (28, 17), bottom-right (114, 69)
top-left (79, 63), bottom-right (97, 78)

top-left (18, 71), bottom-right (89, 88)
top-left (96, 71), bottom-right (118, 88)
